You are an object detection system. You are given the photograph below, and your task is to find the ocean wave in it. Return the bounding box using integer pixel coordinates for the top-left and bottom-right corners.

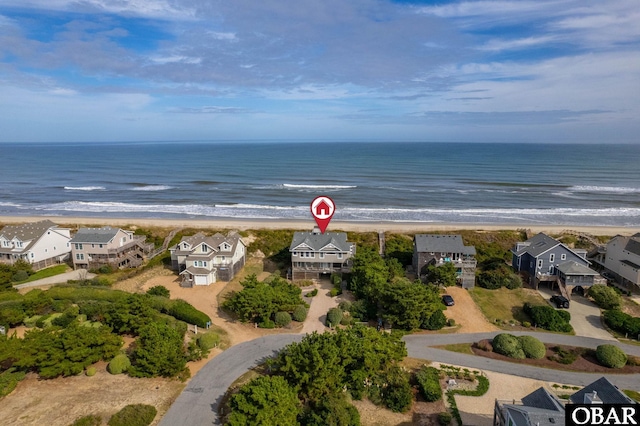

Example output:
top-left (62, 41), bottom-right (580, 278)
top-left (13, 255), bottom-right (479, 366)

top-left (282, 184), bottom-right (356, 189)
top-left (64, 186), bottom-right (105, 191)
top-left (570, 185), bottom-right (640, 194)
top-left (130, 185), bottom-right (174, 191)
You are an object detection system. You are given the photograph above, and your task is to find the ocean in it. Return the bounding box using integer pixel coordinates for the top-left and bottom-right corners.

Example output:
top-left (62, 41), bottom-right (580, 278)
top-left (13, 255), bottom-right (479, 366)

top-left (1, 141), bottom-right (639, 226)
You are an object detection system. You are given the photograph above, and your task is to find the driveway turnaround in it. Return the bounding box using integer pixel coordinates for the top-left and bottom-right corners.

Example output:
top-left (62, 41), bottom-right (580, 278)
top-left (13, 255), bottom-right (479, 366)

top-left (159, 331), bottom-right (640, 425)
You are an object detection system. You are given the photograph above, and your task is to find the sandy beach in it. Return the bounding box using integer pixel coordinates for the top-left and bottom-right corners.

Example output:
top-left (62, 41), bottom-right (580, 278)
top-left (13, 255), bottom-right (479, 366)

top-left (0, 215), bottom-right (637, 236)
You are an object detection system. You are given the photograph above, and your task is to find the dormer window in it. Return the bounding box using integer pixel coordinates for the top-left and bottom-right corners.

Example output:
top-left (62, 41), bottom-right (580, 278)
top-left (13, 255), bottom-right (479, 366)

top-left (16, 242), bottom-right (23, 248)
top-left (202, 244), bottom-right (208, 253)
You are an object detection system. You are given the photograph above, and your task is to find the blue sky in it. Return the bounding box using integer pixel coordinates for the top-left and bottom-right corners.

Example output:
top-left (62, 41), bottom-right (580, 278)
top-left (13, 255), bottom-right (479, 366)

top-left (0, 0), bottom-right (638, 143)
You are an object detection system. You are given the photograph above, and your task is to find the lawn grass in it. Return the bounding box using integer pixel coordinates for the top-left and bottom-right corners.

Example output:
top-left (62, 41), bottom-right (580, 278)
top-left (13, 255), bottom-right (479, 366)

top-left (16, 264), bottom-right (69, 284)
top-left (624, 389), bottom-right (640, 402)
top-left (468, 287), bottom-right (547, 325)
top-left (437, 343), bottom-right (474, 355)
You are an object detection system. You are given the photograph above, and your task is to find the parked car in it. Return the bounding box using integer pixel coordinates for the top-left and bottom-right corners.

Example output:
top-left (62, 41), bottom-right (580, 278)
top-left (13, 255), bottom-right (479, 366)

top-left (551, 295), bottom-right (570, 309)
top-left (442, 295), bottom-right (455, 306)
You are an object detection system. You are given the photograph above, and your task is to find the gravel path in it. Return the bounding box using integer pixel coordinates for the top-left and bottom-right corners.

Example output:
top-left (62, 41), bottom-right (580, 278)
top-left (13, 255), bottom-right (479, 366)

top-left (14, 269), bottom-right (95, 289)
top-left (301, 278), bottom-right (340, 334)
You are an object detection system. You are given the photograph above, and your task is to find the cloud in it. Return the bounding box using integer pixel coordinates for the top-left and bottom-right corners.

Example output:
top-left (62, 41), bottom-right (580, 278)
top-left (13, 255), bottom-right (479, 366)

top-left (168, 106), bottom-right (250, 114)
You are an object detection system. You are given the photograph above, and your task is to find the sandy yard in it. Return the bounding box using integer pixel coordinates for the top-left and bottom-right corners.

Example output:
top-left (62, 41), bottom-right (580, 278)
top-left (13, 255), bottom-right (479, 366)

top-left (441, 286), bottom-right (499, 333)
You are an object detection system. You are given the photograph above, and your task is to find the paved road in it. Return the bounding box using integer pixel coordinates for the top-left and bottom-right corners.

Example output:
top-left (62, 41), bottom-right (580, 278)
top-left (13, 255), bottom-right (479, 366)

top-left (159, 334), bottom-right (304, 426)
top-left (14, 269), bottom-right (95, 289)
top-left (159, 331), bottom-right (640, 425)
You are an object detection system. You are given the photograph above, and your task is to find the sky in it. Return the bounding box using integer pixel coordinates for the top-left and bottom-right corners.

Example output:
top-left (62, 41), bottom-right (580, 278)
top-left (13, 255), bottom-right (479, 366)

top-left (0, 0), bottom-right (639, 143)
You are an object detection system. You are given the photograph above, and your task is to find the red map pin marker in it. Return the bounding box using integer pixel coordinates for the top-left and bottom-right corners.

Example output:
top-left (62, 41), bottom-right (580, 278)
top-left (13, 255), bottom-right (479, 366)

top-left (310, 196), bottom-right (335, 234)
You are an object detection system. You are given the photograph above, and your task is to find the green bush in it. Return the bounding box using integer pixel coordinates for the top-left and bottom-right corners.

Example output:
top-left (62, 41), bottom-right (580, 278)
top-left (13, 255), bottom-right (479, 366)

top-left (589, 285), bottom-right (622, 310)
top-left (338, 301), bottom-right (352, 311)
top-left (70, 415), bottom-right (102, 426)
top-left (416, 366), bottom-right (442, 402)
top-left (326, 307), bottom-right (343, 327)
top-left (603, 309), bottom-right (640, 338)
top-left (0, 306), bottom-right (26, 327)
top-left (595, 344), bottom-right (627, 368)
top-left (97, 265), bottom-right (114, 274)
top-left (11, 270), bottom-right (30, 282)
top-left (274, 311), bottom-right (292, 327)
top-left (517, 335), bottom-right (546, 359)
top-left (197, 332), bottom-right (220, 350)
top-left (165, 299), bottom-right (211, 327)
top-left (329, 287), bottom-right (340, 297)
top-left (438, 412), bottom-right (452, 426)
top-left (447, 318), bottom-right (456, 327)
top-left (108, 404), bottom-right (157, 426)
top-left (259, 319), bottom-right (275, 328)
top-left (85, 366), bottom-right (97, 377)
top-left (492, 333), bottom-right (525, 359)
top-left (292, 305), bottom-right (308, 322)
top-left (107, 354), bottom-right (131, 375)
top-left (146, 285), bottom-right (170, 298)
top-left (422, 310), bottom-right (447, 330)
top-left (523, 303), bottom-right (572, 333)
top-left (308, 288), bottom-right (318, 297)
top-left (0, 368), bottom-right (26, 398)
top-left (380, 366), bottom-right (413, 412)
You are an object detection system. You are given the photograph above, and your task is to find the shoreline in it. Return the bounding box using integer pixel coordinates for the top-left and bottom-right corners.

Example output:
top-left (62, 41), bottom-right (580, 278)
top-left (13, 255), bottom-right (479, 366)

top-left (0, 215), bottom-right (637, 236)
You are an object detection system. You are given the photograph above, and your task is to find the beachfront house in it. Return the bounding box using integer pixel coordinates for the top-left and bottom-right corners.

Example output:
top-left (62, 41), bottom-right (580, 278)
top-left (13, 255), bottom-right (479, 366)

top-left (493, 377), bottom-right (635, 426)
top-left (0, 220), bottom-right (71, 270)
top-left (512, 233), bottom-right (605, 297)
top-left (590, 233), bottom-right (640, 293)
top-left (169, 232), bottom-right (245, 287)
top-left (289, 229), bottom-right (356, 281)
top-left (69, 226), bottom-right (153, 270)
top-left (412, 234), bottom-right (477, 288)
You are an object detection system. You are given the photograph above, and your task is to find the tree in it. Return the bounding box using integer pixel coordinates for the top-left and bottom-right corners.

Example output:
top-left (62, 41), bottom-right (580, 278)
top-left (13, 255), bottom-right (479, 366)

top-left (588, 285), bottom-right (622, 310)
top-left (378, 279), bottom-right (442, 330)
top-left (426, 263), bottom-right (457, 287)
top-left (146, 285), bottom-right (170, 298)
top-left (105, 294), bottom-right (156, 335)
top-left (227, 376), bottom-right (301, 426)
top-left (302, 394), bottom-right (360, 426)
top-left (129, 322), bottom-right (186, 378)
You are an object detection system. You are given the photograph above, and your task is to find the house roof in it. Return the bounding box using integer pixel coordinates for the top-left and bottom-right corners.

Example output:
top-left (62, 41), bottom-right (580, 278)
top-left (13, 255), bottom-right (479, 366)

top-left (170, 232), bottom-right (243, 254)
top-left (514, 233), bottom-right (561, 257)
top-left (556, 261), bottom-right (599, 276)
top-left (624, 236), bottom-right (640, 256)
top-left (569, 377), bottom-right (635, 405)
top-left (70, 227), bottom-right (122, 244)
top-left (521, 387), bottom-right (565, 412)
top-left (413, 234), bottom-right (476, 255)
top-left (290, 231), bottom-right (353, 252)
top-left (0, 220), bottom-right (58, 242)
top-left (180, 266), bottom-right (214, 276)
top-left (504, 405), bottom-right (565, 426)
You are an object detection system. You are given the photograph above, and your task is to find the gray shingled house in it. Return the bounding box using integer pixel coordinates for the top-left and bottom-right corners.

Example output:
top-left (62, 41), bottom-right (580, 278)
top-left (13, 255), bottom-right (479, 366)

top-left (289, 229), bottom-right (356, 281)
top-left (591, 233), bottom-right (640, 293)
top-left (69, 226), bottom-right (153, 270)
top-left (412, 234), bottom-right (476, 288)
top-left (512, 233), bottom-right (605, 297)
top-left (494, 376), bottom-right (636, 426)
top-left (0, 220), bottom-right (71, 271)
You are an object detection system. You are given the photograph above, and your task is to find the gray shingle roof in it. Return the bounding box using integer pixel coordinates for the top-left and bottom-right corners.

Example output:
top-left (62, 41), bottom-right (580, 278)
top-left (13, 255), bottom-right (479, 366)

top-left (0, 220), bottom-right (57, 242)
top-left (290, 231), bottom-right (353, 252)
top-left (514, 233), bottom-right (561, 257)
top-left (556, 261), bottom-right (599, 276)
top-left (624, 237), bottom-right (640, 256)
top-left (504, 406), bottom-right (565, 426)
top-left (521, 387), bottom-right (564, 412)
top-left (569, 377), bottom-right (635, 405)
top-left (413, 234), bottom-right (476, 255)
top-left (170, 232), bottom-right (242, 255)
top-left (70, 227), bottom-right (121, 244)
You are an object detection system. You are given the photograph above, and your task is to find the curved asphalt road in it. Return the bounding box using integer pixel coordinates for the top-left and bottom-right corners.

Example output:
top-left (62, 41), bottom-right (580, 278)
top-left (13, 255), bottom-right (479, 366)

top-left (159, 331), bottom-right (640, 425)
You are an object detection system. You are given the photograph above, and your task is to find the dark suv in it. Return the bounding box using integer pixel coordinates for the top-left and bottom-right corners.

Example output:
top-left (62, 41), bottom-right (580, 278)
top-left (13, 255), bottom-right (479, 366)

top-left (551, 295), bottom-right (570, 309)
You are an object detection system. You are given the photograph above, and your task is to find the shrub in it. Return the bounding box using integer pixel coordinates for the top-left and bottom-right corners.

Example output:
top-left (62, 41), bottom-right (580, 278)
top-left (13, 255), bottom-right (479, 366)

top-left (338, 301), bottom-right (352, 311)
top-left (416, 366), bottom-right (442, 402)
top-left (589, 285), bottom-right (621, 310)
top-left (492, 333), bottom-right (525, 359)
top-left (523, 303), bottom-right (572, 333)
top-left (165, 299), bottom-right (211, 327)
top-left (422, 310), bottom-right (447, 330)
top-left (331, 273), bottom-right (342, 287)
top-left (146, 285), bottom-right (170, 298)
top-left (447, 318), bottom-right (456, 327)
top-left (70, 415), bottom-right (102, 426)
top-left (259, 319), bottom-right (275, 329)
top-left (307, 288), bottom-right (318, 297)
top-left (596, 344), bottom-right (627, 369)
top-left (292, 305), bottom-right (308, 322)
top-left (380, 366), bottom-right (413, 412)
top-left (11, 270), bottom-right (29, 282)
top-left (197, 332), bottom-right (220, 350)
top-left (107, 354), bottom-right (131, 375)
top-left (438, 412), bottom-right (452, 426)
top-left (0, 306), bottom-right (26, 327)
top-left (274, 311), bottom-right (292, 327)
top-left (517, 335), bottom-right (546, 359)
top-left (329, 287), bottom-right (340, 297)
top-left (108, 404), bottom-right (157, 426)
top-left (522, 321), bottom-right (531, 328)
top-left (85, 366), bottom-right (97, 377)
top-left (603, 309), bottom-right (640, 338)
top-left (326, 308), bottom-right (343, 327)
top-left (97, 265), bottom-right (114, 274)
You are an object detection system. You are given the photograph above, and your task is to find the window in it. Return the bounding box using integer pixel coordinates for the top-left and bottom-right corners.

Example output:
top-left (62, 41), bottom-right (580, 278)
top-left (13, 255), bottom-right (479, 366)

top-left (537, 259), bottom-right (543, 268)
top-left (76, 253), bottom-right (84, 260)
top-left (31, 253), bottom-right (34, 258)
top-left (202, 245), bottom-right (208, 253)
top-left (338, 253), bottom-right (343, 259)
top-left (1, 241), bottom-right (9, 247)
top-left (122, 237), bottom-right (127, 244)
top-left (99, 244), bottom-right (103, 248)
top-left (45, 248), bottom-right (48, 253)
top-left (75, 243), bottom-right (83, 250)
top-left (16, 242), bottom-right (23, 248)
top-left (203, 261), bottom-right (207, 267)
top-left (320, 253), bottom-right (325, 259)
top-left (550, 253), bottom-right (555, 263)
top-left (91, 244), bottom-right (95, 248)
top-left (561, 254), bottom-right (566, 260)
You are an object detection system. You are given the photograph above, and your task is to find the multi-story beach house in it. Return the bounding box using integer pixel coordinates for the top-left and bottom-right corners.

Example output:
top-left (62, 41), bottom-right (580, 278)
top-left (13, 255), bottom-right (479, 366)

top-left (493, 376), bottom-right (635, 426)
top-left (512, 233), bottom-right (604, 297)
top-left (169, 232), bottom-right (246, 287)
top-left (69, 226), bottom-right (153, 270)
top-left (412, 234), bottom-right (477, 288)
top-left (289, 229), bottom-right (356, 281)
top-left (0, 220), bottom-right (71, 270)
top-left (590, 233), bottom-right (640, 293)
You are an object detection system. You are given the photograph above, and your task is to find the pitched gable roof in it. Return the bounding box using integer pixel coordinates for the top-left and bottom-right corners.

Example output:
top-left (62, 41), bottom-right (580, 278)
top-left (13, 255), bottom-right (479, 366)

top-left (514, 233), bottom-right (561, 257)
top-left (0, 220), bottom-right (58, 242)
top-left (171, 232), bottom-right (243, 254)
top-left (522, 387), bottom-right (565, 412)
top-left (414, 234), bottom-right (476, 255)
top-left (70, 226), bottom-right (122, 244)
top-left (569, 377), bottom-right (635, 405)
top-left (556, 261), bottom-right (599, 276)
top-left (624, 236), bottom-right (640, 256)
top-left (290, 231), bottom-right (353, 252)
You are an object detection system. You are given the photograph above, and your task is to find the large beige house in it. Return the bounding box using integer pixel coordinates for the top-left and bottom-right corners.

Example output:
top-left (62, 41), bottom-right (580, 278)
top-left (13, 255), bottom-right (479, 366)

top-left (0, 220), bottom-right (71, 270)
top-left (169, 232), bottom-right (246, 287)
top-left (69, 226), bottom-right (153, 270)
top-left (289, 229), bottom-right (356, 281)
top-left (592, 232), bottom-right (640, 292)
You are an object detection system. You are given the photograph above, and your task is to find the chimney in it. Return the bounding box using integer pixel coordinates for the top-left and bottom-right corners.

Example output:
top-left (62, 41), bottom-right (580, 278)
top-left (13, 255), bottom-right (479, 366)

top-left (584, 391), bottom-right (602, 404)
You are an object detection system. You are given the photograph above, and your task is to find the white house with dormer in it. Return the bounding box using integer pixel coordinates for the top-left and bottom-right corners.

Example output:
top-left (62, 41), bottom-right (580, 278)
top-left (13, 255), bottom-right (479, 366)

top-left (289, 228), bottom-right (356, 281)
top-left (0, 220), bottom-right (71, 270)
top-left (169, 232), bottom-right (246, 287)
